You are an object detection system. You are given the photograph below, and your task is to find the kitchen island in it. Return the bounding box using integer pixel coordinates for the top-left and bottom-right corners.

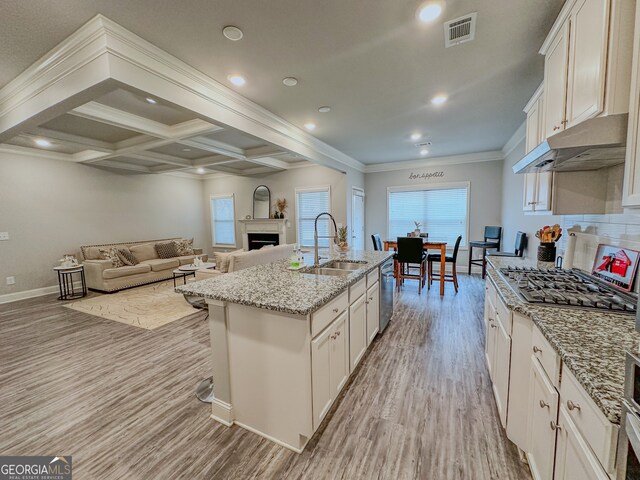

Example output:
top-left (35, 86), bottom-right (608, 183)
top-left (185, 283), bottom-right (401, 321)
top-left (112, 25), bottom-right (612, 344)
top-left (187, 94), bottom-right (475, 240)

top-left (176, 250), bottom-right (394, 452)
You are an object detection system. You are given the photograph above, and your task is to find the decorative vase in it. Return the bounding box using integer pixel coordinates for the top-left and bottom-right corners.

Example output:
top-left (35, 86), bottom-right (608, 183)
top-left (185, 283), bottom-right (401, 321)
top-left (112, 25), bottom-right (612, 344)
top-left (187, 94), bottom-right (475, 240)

top-left (414, 229), bottom-right (420, 236)
top-left (537, 242), bottom-right (556, 262)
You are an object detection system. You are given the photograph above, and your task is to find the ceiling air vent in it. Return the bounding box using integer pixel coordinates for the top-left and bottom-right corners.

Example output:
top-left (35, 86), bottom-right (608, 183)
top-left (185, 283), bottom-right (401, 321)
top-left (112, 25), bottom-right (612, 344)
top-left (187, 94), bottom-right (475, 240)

top-left (444, 12), bottom-right (477, 48)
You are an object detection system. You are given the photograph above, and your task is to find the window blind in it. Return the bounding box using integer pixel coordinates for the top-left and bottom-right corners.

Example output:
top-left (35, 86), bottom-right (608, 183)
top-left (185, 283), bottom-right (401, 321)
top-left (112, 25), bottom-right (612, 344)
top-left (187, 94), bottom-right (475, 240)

top-left (211, 195), bottom-right (236, 246)
top-left (388, 186), bottom-right (468, 246)
top-left (296, 188), bottom-right (330, 247)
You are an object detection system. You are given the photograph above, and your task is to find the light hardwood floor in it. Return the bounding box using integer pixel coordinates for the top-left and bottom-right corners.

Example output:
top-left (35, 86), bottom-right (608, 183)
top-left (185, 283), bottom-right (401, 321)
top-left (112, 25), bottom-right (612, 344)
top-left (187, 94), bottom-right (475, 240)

top-left (0, 275), bottom-right (531, 479)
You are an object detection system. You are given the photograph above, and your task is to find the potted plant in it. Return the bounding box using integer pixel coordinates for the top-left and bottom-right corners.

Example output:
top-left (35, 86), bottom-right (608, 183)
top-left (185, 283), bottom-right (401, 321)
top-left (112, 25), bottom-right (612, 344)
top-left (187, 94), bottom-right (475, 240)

top-left (414, 221), bottom-right (422, 236)
top-left (337, 225), bottom-right (349, 253)
top-left (275, 198), bottom-right (288, 218)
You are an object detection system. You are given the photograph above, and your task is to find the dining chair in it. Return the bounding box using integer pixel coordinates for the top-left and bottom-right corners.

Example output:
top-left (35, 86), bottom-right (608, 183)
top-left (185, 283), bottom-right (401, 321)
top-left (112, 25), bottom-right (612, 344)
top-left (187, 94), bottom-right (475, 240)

top-left (371, 233), bottom-right (383, 251)
top-left (395, 237), bottom-right (427, 294)
top-left (468, 226), bottom-right (502, 278)
top-left (427, 235), bottom-right (462, 293)
top-left (489, 231), bottom-right (527, 258)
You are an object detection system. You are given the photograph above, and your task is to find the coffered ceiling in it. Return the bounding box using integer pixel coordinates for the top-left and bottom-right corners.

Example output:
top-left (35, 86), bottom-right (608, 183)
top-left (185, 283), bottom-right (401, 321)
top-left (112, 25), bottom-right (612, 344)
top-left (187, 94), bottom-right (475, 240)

top-left (0, 0), bottom-right (563, 168)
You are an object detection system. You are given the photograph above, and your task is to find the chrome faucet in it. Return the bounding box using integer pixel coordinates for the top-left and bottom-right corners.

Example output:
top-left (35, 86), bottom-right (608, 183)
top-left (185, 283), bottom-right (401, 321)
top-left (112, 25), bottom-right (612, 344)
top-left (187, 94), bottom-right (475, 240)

top-left (314, 212), bottom-right (338, 267)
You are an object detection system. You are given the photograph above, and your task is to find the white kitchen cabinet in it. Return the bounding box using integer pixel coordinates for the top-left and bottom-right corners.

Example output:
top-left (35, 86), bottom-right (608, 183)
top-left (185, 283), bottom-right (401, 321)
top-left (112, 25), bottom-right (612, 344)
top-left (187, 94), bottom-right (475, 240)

top-left (506, 312), bottom-right (533, 451)
top-left (565, 0), bottom-right (610, 127)
top-left (485, 295), bottom-right (497, 380)
top-left (553, 406), bottom-right (609, 480)
top-left (623, 0), bottom-right (640, 207)
top-left (311, 311), bottom-right (349, 429)
top-left (543, 22), bottom-right (569, 139)
top-left (493, 313), bottom-right (511, 428)
top-left (366, 282), bottom-right (379, 345)
top-left (349, 294), bottom-right (367, 370)
top-left (527, 357), bottom-right (559, 480)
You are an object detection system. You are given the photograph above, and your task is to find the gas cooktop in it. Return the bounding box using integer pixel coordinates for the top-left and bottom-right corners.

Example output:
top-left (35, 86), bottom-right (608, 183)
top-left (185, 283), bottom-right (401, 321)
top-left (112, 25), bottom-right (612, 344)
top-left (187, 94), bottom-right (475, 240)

top-left (498, 266), bottom-right (637, 314)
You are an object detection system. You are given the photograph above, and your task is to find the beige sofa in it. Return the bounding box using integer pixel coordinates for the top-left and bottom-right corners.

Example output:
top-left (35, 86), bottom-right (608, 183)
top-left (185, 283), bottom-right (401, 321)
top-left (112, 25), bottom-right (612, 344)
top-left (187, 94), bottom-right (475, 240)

top-left (195, 244), bottom-right (294, 280)
top-left (80, 238), bottom-right (208, 292)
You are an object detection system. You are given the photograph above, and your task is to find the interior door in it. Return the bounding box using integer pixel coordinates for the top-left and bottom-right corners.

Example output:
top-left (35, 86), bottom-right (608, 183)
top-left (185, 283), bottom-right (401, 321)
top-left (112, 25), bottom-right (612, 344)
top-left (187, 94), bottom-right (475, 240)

top-left (352, 189), bottom-right (365, 251)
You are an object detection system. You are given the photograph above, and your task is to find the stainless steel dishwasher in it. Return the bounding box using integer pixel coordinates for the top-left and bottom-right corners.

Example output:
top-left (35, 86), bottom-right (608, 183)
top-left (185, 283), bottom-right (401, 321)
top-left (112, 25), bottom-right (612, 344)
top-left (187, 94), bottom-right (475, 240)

top-left (379, 257), bottom-right (395, 332)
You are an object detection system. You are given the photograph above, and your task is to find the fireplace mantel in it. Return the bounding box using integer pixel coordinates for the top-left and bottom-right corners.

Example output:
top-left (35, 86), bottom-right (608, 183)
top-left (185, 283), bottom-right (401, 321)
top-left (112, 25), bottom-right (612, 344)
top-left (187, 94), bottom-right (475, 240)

top-left (238, 219), bottom-right (290, 250)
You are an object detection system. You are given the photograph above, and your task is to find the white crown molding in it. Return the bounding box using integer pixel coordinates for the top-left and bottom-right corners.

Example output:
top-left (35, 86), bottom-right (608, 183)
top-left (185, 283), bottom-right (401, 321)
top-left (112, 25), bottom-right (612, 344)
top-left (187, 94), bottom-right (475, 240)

top-left (523, 82), bottom-right (544, 113)
top-left (501, 122), bottom-right (526, 158)
top-left (539, 0), bottom-right (575, 54)
top-left (363, 150), bottom-right (504, 173)
top-left (0, 144), bottom-right (74, 162)
top-left (0, 14), bottom-right (365, 173)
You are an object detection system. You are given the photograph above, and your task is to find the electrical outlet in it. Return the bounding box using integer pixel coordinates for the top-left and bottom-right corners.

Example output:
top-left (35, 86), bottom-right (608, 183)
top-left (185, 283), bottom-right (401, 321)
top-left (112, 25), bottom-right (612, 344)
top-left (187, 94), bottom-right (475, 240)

top-left (6, 276), bottom-right (15, 285)
top-left (0, 232), bottom-right (8, 241)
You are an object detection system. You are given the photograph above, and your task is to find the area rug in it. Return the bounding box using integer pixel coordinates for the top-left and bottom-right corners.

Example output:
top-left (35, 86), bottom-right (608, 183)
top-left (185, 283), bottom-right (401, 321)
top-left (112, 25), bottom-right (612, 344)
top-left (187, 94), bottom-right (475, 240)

top-left (64, 280), bottom-right (199, 330)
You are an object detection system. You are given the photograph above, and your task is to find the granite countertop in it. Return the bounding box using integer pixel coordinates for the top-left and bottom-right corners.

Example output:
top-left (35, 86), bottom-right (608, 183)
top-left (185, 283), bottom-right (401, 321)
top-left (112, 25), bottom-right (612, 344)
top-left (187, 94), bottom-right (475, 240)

top-left (486, 256), bottom-right (640, 424)
top-left (175, 250), bottom-right (394, 316)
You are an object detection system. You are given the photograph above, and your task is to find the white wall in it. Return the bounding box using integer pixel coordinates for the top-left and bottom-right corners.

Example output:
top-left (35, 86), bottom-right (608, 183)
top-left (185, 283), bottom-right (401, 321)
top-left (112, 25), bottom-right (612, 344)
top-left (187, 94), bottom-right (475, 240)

top-left (202, 164), bottom-right (353, 249)
top-left (364, 159), bottom-right (503, 267)
top-left (0, 152), bottom-right (207, 297)
top-left (500, 138), bottom-right (560, 262)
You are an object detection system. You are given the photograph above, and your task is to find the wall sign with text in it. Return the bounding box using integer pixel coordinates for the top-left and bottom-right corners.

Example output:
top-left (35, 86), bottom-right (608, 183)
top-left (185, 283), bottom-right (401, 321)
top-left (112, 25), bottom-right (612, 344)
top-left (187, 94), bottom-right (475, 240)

top-left (408, 171), bottom-right (445, 180)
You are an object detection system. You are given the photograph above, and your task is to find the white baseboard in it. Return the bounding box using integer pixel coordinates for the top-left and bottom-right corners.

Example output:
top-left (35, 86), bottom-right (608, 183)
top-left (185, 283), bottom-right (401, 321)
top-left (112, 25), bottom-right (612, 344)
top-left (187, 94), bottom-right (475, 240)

top-left (0, 281), bottom-right (83, 304)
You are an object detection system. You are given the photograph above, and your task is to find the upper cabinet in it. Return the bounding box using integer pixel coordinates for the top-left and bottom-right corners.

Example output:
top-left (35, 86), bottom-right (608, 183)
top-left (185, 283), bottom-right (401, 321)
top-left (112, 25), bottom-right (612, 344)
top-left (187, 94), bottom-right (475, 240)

top-left (623, 0), bottom-right (640, 207)
top-left (541, 0), bottom-right (634, 139)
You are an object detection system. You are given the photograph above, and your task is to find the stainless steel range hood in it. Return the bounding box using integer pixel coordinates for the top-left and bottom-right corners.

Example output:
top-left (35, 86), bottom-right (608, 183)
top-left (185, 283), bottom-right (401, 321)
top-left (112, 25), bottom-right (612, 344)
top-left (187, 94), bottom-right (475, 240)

top-left (512, 114), bottom-right (628, 174)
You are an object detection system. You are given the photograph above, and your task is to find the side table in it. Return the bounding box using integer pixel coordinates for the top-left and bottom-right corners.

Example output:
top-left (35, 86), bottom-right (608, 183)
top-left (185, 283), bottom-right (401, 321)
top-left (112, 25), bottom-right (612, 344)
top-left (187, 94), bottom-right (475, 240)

top-left (54, 265), bottom-right (87, 300)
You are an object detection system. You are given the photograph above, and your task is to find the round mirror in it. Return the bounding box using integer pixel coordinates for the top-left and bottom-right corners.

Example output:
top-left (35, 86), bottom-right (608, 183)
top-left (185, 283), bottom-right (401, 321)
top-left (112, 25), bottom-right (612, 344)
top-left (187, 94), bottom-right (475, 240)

top-left (253, 185), bottom-right (271, 219)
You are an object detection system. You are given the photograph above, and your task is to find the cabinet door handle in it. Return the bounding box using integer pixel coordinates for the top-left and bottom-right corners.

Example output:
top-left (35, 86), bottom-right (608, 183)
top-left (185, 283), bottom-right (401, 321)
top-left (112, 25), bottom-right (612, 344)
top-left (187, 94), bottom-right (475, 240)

top-left (553, 125), bottom-right (561, 131)
top-left (365, 301), bottom-right (370, 305)
top-left (527, 201), bottom-right (538, 205)
top-left (561, 119), bottom-right (568, 125)
top-left (332, 308), bottom-right (339, 313)
top-left (533, 346), bottom-right (542, 354)
top-left (567, 400), bottom-right (581, 411)
top-left (330, 334), bottom-right (335, 340)
top-left (550, 421), bottom-right (562, 431)
top-left (336, 331), bottom-right (340, 337)
top-left (369, 296), bottom-right (373, 301)
top-left (539, 399), bottom-right (549, 408)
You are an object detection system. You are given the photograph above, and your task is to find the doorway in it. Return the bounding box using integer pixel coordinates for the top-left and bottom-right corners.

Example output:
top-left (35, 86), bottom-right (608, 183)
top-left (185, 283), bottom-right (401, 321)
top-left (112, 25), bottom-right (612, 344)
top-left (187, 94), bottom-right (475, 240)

top-left (352, 188), bottom-right (365, 250)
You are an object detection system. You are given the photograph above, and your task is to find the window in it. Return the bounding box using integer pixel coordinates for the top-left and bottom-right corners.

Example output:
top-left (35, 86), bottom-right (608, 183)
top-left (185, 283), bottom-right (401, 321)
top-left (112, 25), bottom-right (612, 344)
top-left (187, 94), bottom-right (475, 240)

top-left (387, 183), bottom-right (469, 247)
top-left (210, 194), bottom-right (236, 246)
top-left (295, 186), bottom-right (331, 247)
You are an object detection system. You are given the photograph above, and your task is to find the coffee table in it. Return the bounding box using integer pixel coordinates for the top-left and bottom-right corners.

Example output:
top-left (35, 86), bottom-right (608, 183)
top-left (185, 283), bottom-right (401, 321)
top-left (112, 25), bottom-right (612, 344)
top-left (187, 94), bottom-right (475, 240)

top-left (172, 262), bottom-right (216, 287)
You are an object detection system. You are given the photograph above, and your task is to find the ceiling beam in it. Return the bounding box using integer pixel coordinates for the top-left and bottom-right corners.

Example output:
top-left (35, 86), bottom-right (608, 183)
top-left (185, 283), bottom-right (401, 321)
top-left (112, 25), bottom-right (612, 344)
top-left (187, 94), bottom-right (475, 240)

top-left (91, 159), bottom-right (152, 173)
top-left (178, 136), bottom-right (245, 159)
top-left (243, 156), bottom-right (290, 170)
top-left (70, 102), bottom-right (173, 138)
top-left (127, 151), bottom-right (193, 168)
top-left (27, 128), bottom-right (115, 153)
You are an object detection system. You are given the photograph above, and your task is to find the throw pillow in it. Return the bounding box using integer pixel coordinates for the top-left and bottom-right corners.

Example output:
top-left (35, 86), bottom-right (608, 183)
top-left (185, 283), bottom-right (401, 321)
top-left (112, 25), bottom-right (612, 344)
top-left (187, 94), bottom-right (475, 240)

top-left (155, 242), bottom-right (179, 259)
top-left (173, 238), bottom-right (194, 256)
top-left (214, 249), bottom-right (243, 273)
top-left (99, 247), bottom-right (124, 268)
top-left (117, 248), bottom-right (138, 266)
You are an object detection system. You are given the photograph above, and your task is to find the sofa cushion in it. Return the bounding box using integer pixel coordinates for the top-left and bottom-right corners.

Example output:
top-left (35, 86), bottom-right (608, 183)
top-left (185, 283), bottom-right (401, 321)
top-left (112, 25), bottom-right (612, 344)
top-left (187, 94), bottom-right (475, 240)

top-left (102, 264), bottom-right (151, 279)
top-left (140, 258), bottom-right (180, 272)
top-left (100, 247), bottom-right (125, 268)
top-left (118, 248), bottom-right (139, 265)
top-left (215, 249), bottom-right (243, 273)
top-left (155, 242), bottom-right (179, 259)
top-left (130, 243), bottom-right (158, 262)
top-left (174, 238), bottom-right (195, 256)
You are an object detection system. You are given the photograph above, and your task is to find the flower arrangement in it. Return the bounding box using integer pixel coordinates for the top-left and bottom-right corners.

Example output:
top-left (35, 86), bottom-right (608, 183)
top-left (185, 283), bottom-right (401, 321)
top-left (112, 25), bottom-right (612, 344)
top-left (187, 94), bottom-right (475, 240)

top-left (275, 198), bottom-right (288, 218)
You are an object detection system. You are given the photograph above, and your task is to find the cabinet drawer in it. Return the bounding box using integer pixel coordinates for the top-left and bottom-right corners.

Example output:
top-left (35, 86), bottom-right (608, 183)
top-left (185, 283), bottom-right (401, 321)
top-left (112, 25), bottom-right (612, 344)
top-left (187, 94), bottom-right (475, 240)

top-left (486, 279), bottom-right (497, 308)
top-left (560, 367), bottom-right (618, 475)
top-left (495, 294), bottom-right (512, 335)
top-left (312, 291), bottom-right (348, 338)
top-left (532, 325), bottom-right (561, 388)
top-left (349, 277), bottom-right (366, 303)
top-left (367, 268), bottom-right (379, 287)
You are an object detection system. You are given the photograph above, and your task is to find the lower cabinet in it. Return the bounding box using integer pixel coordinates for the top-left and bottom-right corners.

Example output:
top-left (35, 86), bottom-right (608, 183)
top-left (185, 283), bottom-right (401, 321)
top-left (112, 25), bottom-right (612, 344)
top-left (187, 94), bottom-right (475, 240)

top-left (527, 357), bottom-right (559, 480)
top-left (554, 406), bottom-right (609, 480)
top-left (485, 294), bottom-right (497, 380)
top-left (349, 295), bottom-right (367, 370)
top-left (366, 282), bottom-right (379, 345)
top-left (311, 311), bottom-right (349, 429)
top-left (493, 315), bottom-right (511, 428)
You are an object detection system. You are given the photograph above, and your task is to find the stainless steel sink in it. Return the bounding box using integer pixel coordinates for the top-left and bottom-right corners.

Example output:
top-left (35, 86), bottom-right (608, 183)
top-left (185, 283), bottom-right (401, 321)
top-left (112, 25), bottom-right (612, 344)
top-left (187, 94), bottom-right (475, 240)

top-left (303, 267), bottom-right (352, 277)
top-left (324, 260), bottom-right (367, 270)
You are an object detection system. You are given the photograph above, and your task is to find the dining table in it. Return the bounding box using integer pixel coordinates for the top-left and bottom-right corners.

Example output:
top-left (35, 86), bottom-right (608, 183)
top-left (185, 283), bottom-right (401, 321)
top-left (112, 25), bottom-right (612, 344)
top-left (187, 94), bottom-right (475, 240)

top-left (383, 239), bottom-right (448, 296)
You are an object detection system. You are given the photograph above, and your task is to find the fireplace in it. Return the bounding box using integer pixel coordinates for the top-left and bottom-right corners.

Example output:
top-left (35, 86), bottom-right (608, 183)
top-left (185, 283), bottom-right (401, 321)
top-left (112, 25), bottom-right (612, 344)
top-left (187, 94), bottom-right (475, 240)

top-left (247, 233), bottom-right (280, 251)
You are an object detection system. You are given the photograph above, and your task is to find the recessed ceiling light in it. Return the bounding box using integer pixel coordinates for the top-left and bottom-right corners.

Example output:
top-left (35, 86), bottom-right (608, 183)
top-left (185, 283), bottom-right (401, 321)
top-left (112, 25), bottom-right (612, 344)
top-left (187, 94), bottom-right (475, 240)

top-left (420, 149), bottom-right (429, 156)
top-left (227, 75), bottom-right (246, 87)
top-left (282, 77), bottom-right (298, 87)
top-left (182, 148), bottom-right (192, 152)
top-left (197, 167), bottom-right (206, 174)
top-left (145, 97), bottom-right (157, 104)
top-left (304, 123), bottom-right (316, 131)
top-left (34, 138), bottom-right (51, 147)
top-left (417, 1), bottom-right (444, 22)
top-left (318, 106), bottom-right (331, 113)
top-left (431, 94), bottom-right (448, 105)
top-left (410, 133), bottom-right (422, 141)
top-left (222, 26), bottom-right (243, 41)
